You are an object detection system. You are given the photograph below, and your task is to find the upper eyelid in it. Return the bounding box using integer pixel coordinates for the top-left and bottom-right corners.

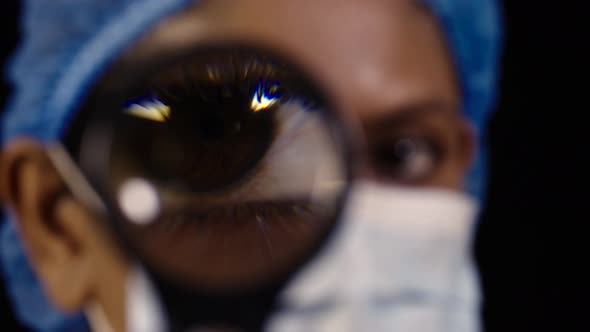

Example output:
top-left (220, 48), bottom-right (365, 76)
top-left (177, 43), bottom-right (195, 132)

top-left (362, 105), bottom-right (459, 153)
top-left (101, 52), bottom-right (294, 92)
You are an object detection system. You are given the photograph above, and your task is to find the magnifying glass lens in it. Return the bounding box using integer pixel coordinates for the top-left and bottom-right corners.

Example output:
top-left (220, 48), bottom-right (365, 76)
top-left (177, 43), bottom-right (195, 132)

top-left (82, 48), bottom-right (348, 291)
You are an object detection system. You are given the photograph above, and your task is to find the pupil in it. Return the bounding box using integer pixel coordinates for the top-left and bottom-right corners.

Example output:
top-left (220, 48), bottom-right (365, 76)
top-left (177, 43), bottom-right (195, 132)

top-left (175, 84), bottom-right (249, 141)
top-left (195, 109), bottom-right (225, 141)
top-left (394, 139), bottom-right (417, 162)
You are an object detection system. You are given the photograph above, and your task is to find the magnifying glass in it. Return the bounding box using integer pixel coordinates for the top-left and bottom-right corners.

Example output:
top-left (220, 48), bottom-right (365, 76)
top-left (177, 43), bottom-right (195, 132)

top-left (49, 44), bottom-right (352, 331)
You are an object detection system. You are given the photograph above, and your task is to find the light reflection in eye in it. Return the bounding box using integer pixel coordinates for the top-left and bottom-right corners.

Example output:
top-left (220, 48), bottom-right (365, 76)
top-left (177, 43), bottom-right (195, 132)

top-left (118, 178), bottom-right (161, 225)
top-left (125, 98), bottom-right (171, 122)
top-left (251, 81), bottom-right (280, 112)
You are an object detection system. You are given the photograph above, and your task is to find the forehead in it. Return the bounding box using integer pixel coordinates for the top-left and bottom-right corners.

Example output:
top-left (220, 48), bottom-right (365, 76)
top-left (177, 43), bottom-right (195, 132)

top-left (121, 0), bottom-right (458, 118)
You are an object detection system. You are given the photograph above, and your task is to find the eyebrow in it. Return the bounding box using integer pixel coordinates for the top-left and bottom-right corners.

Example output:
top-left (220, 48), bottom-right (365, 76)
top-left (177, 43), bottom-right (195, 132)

top-left (362, 99), bottom-right (459, 131)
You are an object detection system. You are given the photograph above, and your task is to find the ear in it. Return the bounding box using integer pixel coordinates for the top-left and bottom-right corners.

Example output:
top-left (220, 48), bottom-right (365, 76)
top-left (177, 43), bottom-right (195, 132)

top-left (0, 139), bottom-right (109, 312)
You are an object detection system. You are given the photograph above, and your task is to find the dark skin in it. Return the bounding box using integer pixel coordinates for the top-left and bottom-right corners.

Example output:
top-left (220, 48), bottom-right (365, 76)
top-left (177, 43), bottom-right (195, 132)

top-left (0, 0), bottom-right (474, 330)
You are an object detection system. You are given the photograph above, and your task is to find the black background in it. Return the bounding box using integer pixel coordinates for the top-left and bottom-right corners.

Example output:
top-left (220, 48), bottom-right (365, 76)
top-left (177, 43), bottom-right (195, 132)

top-left (1, 1), bottom-right (588, 331)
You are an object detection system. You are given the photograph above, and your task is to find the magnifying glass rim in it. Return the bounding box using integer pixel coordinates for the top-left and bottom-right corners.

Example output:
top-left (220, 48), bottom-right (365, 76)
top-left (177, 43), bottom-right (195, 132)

top-left (57, 41), bottom-right (356, 328)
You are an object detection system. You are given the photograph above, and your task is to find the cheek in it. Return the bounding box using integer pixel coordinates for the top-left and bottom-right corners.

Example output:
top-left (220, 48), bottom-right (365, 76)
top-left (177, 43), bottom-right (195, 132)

top-left (429, 159), bottom-right (468, 190)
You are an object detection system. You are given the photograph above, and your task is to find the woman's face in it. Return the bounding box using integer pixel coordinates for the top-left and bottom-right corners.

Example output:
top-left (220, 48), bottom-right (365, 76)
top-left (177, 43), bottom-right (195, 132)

top-left (0, 0), bottom-right (474, 331)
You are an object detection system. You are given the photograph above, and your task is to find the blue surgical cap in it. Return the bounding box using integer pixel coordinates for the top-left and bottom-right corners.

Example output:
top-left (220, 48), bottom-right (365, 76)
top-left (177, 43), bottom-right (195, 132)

top-left (0, 0), bottom-right (503, 331)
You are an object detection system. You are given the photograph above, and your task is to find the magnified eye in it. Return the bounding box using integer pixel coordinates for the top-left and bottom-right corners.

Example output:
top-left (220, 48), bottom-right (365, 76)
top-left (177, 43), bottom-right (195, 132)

top-left (91, 48), bottom-right (347, 289)
top-left (373, 136), bottom-right (441, 183)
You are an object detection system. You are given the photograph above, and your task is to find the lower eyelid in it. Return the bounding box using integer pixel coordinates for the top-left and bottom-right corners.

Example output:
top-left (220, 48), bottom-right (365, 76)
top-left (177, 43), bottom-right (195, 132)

top-left (159, 198), bottom-right (314, 226)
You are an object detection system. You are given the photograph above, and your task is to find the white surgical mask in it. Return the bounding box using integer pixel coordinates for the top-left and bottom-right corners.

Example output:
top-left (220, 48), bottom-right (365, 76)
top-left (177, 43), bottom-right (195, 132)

top-left (266, 180), bottom-right (481, 332)
top-left (124, 181), bottom-right (481, 332)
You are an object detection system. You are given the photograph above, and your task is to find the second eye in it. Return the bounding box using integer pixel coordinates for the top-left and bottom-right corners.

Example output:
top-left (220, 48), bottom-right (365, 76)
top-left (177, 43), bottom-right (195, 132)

top-left (371, 136), bottom-right (443, 184)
